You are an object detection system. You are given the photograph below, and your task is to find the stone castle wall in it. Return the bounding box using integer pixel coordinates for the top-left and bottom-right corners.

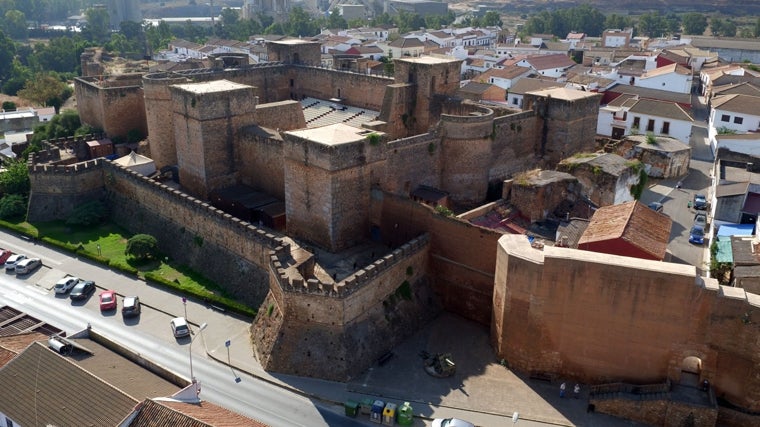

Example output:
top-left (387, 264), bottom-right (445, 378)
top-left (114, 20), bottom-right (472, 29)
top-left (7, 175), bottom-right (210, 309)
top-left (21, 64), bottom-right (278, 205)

top-left (490, 111), bottom-right (542, 180)
top-left (104, 162), bottom-right (281, 305)
top-left (254, 100), bottom-right (306, 131)
top-left (592, 396), bottom-right (718, 427)
top-left (236, 129), bottom-right (285, 200)
top-left (143, 73), bottom-right (190, 169)
top-left (27, 156), bottom-right (107, 222)
top-left (493, 234), bottom-right (760, 414)
top-left (254, 234), bottom-right (436, 380)
top-left (378, 194), bottom-right (502, 326)
top-left (74, 75), bottom-right (147, 138)
top-left (289, 66), bottom-right (390, 112)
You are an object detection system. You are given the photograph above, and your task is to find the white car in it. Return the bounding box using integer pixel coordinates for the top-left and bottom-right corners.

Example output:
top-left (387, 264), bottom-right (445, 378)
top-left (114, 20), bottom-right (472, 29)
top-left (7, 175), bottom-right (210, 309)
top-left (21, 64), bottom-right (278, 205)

top-left (432, 419), bottom-right (475, 427)
top-left (4, 254), bottom-right (26, 272)
top-left (170, 317), bottom-right (190, 338)
top-left (15, 258), bottom-right (41, 275)
top-left (54, 276), bottom-right (80, 294)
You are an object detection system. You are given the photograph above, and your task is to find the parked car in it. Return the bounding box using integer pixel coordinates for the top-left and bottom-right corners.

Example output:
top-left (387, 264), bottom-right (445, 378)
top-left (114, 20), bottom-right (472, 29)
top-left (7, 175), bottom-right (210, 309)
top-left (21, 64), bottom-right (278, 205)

top-left (54, 276), bottom-right (80, 294)
top-left (0, 249), bottom-right (13, 264)
top-left (4, 254), bottom-right (26, 272)
top-left (122, 296), bottom-right (141, 317)
top-left (693, 194), bottom-right (707, 210)
top-left (70, 280), bottom-right (96, 300)
top-left (99, 290), bottom-right (117, 311)
top-left (170, 317), bottom-right (190, 338)
top-left (432, 419), bottom-right (475, 427)
top-left (689, 225), bottom-right (705, 245)
top-left (694, 213), bottom-right (708, 228)
top-left (14, 258), bottom-right (41, 275)
top-left (647, 202), bottom-right (664, 213)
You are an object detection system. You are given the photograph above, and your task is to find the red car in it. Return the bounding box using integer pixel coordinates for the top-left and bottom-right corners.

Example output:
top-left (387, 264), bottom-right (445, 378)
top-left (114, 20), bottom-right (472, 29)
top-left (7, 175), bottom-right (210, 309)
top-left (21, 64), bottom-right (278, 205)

top-left (99, 290), bottom-right (117, 311)
top-left (0, 250), bottom-right (12, 265)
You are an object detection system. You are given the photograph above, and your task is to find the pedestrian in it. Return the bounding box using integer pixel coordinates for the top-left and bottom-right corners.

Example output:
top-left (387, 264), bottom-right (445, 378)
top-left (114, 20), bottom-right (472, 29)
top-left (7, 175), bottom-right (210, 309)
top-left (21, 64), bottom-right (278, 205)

top-left (560, 382), bottom-right (566, 398)
top-left (574, 384), bottom-right (580, 398)
top-left (676, 181), bottom-right (682, 189)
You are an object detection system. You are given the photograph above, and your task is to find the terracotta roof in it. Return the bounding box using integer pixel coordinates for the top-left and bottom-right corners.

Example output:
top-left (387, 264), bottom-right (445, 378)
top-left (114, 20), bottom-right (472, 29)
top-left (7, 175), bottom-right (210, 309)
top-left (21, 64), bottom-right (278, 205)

top-left (474, 65), bottom-right (530, 82)
top-left (524, 53), bottom-right (575, 70)
top-left (459, 81), bottom-right (494, 95)
top-left (712, 82), bottom-right (760, 97)
top-left (578, 201), bottom-right (672, 260)
top-left (0, 330), bottom-right (49, 353)
top-left (605, 83), bottom-right (692, 105)
top-left (711, 93), bottom-right (760, 115)
top-left (389, 37), bottom-right (424, 48)
top-left (509, 78), bottom-right (563, 94)
top-left (0, 342), bottom-right (138, 426)
top-left (129, 399), bottom-right (269, 427)
top-left (0, 346), bottom-right (16, 368)
top-left (641, 63), bottom-right (691, 78)
top-left (628, 98), bottom-right (694, 121)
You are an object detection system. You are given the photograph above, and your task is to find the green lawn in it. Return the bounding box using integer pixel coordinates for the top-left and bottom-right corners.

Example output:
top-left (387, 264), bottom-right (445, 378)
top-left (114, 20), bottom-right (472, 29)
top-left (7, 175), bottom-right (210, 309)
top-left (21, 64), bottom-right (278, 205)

top-left (1, 219), bottom-right (254, 316)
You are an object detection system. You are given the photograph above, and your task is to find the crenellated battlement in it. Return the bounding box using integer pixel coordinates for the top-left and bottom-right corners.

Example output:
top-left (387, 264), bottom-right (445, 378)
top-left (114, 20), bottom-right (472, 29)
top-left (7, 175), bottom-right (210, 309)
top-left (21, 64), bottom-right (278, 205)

top-left (270, 234), bottom-right (430, 299)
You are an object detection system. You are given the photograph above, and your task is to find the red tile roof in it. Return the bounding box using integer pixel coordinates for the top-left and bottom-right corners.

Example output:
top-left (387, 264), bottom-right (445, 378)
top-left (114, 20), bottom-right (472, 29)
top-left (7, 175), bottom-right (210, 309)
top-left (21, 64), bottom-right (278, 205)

top-left (130, 399), bottom-right (270, 427)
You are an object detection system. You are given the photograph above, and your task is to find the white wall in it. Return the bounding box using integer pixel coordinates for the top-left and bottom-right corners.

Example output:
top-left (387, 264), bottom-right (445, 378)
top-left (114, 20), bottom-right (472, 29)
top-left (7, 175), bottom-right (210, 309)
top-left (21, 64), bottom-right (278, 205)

top-left (637, 72), bottom-right (692, 94)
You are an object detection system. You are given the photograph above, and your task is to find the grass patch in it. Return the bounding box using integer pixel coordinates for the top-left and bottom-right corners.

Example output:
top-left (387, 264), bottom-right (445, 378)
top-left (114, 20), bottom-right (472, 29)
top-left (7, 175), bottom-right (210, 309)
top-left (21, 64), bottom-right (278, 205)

top-left (0, 218), bottom-right (255, 317)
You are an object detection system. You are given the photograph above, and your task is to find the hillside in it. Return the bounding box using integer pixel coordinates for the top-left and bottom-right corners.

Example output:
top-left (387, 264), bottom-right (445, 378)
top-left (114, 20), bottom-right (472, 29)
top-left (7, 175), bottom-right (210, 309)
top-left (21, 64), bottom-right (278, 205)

top-left (462, 0), bottom-right (760, 15)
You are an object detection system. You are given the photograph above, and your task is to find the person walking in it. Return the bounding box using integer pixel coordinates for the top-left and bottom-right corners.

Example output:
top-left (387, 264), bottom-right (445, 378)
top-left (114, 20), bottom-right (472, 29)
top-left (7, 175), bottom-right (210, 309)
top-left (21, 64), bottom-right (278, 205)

top-left (560, 382), bottom-right (566, 398)
top-left (574, 384), bottom-right (580, 399)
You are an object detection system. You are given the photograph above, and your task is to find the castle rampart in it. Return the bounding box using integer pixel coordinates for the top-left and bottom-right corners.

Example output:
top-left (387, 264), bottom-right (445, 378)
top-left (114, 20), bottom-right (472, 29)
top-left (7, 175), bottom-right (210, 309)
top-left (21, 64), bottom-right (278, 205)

top-left (73, 75), bottom-right (147, 138)
top-left (493, 234), bottom-right (760, 413)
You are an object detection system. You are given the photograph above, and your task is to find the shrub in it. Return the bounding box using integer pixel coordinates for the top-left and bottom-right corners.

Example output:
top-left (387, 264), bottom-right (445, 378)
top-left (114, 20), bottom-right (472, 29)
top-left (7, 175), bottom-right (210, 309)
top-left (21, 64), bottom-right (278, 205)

top-left (0, 194), bottom-right (27, 219)
top-left (435, 205), bottom-right (454, 216)
top-left (366, 133), bottom-right (380, 146)
top-left (66, 200), bottom-right (108, 226)
top-left (645, 133), bottom-right (657, 144)
top-left (125, 234), bottom-right (159, 260)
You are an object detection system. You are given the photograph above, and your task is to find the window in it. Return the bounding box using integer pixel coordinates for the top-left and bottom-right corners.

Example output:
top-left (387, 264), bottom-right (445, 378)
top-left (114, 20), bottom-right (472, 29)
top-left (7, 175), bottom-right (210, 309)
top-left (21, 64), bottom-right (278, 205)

top-left (633, 117), bottom-right (640, 129)
top-left (647, 119), bottom-right (655, 132)
top-left (721, 114), bottom-right (730, 122)
top-left (6, 418), bottom-right (14, 427)
top-left (662, 122), bottom-right (670, 134)
top-left (734, 116), bottom-right (744, 124)
top-left (512, 97), bottom-right (518, 105)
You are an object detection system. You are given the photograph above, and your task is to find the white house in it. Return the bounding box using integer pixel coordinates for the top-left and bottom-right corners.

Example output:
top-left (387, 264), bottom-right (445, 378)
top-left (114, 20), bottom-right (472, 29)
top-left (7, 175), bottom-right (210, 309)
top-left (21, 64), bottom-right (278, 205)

top-left (474, 65), bottom-right (532, 90)
top-left (709, 94), bottom-right (760, 153)
top-left (597, 94), bottom-right (694, 144)
top-left (635, 63), bottom-right (693, 94)
top-left (714, 133), bottom-right (760, 157)
top-left (602, 29), bottom-right (632, 48)
top-left (507, 78), bottom-right (564, 109)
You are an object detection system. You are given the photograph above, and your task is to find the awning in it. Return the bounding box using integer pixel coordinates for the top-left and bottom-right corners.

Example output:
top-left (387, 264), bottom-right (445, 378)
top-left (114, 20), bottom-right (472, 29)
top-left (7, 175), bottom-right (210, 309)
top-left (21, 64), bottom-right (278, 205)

top-left (717, 223), bottom-right (755, 237)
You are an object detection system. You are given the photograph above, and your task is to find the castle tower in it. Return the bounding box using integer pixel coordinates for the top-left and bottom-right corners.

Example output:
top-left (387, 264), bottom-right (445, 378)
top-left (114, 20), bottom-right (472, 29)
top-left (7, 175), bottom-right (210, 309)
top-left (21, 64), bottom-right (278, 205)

top-left (266, 40), bottom-right (322, 66)
top-left (170, 80), bottom-right (258, 199)
top-left (382, 56), bottom-right (463, 137)
top-left (143, 73), bottom-right (190, 171)
top-left (282, 124), bottom-right (385, 251)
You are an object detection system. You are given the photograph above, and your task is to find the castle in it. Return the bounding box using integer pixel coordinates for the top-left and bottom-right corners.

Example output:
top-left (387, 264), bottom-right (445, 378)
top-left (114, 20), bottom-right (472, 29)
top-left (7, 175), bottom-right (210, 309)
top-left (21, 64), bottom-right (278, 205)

top-left (24, 41), bottom-right (759, 426)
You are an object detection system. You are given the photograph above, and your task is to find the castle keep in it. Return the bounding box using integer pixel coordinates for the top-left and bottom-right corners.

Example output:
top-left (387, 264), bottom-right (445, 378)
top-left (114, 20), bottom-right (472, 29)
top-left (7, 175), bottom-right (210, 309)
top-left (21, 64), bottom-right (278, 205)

top-left (24, 40), bottom-right (756, 424)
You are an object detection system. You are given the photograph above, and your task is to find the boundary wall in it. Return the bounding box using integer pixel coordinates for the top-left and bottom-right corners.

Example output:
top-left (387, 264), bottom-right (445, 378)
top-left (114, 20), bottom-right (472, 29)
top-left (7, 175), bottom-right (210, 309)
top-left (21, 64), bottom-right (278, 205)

top-left (493, 234), bottom-right (760, 417)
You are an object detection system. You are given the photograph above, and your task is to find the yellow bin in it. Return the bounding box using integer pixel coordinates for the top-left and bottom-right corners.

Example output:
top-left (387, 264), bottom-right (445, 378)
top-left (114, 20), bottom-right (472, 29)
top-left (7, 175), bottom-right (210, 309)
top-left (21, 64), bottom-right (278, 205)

top-left (382, 402), bottom-right (397, 425)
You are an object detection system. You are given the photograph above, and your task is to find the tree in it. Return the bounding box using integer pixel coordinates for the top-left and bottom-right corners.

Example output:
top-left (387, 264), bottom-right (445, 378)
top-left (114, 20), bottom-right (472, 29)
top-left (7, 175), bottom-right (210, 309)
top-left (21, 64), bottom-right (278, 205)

top-left (145, 20), bottom-right (173, 52)
top-left (83, 7), bottom-right (110, 43)
top-left (17, 73), bottom-right (70, 112)
top-left (0, 30), bottom-right (16, 82)
top-left (481, 11), bottom-right (502, 27)
top-left (3, 9), bottom-right (27, 39)
top-left (2, 101), bottom-right (15, 110)
top-left (605, 14), bottom-right (633, 33)
top-left (637, 12), bottom-right (668, 37)
top-left (711, 17), bottom-right (737, 37)
top-left (66, 200), bottom-right (108, 226)
top-left (125, 234), bottom-right (159, 260)
top-left (0, 161), bottom-right (30, 196)
top-left (683, 13), bottom-right (708, 35)
top-left (327, 9), bottom-right (347, 30)
top-left (0, 194), bottom-right (26, 219)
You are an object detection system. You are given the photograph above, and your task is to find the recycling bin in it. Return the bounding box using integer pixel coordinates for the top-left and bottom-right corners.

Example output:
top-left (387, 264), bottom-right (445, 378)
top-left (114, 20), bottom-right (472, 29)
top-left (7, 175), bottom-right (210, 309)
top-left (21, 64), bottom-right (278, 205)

top-left (382, 402), bottom-right (397, 425)
top-left (344, 400), bottom-right (359, 417)
top-left (370, 400), bottom-right (385, 423)
top-left (397, 401), bottom-right (414, 426)
top-left (360, 398), bottom-right (374, 415)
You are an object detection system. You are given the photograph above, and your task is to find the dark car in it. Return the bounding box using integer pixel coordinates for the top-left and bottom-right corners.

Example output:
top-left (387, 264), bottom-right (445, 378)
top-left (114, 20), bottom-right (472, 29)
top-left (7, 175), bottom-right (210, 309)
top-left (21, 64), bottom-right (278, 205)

top-left (122, 296), bottom-right (141, 317)
top-left (689, 225), bottom-right (705, 245)
top-left (693, 194), bottom-right (707, 210)
top-left (69, 280), bottom-right (96, 300)
top-left (647, 202), bottom-right (664, 213)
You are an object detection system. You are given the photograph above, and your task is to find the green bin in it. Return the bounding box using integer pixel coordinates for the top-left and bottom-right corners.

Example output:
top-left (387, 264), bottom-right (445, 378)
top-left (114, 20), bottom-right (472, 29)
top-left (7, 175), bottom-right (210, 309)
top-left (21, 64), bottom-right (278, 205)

top-left (397, 401), bottom-right (414, 426)
top-left (344, 400), bottom-right (359, 417)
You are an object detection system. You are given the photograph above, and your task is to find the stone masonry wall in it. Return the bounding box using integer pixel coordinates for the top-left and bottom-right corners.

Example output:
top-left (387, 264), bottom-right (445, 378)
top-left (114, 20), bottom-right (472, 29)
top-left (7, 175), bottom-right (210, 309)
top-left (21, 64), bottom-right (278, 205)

top-left (254, 101), bottom-right (306, 131)
top-left (104, 162), bottom-right (281, 306)
top-left (27, 158), bottom-right (107, 222)
top-left (378, 194), bottom-right (501, 326)
top-left (489, 111), bottom-right (542, 180)
top-left (494, 234), bottom-right (760, 414)
top-left (592, 398), bottom-right (717, 427)
top-left (74, 76), bottom-right (147, 138)
top-left (382, 133), bottom-right (441, 195)
top-left (254, 235), bottom-right (437, 380)
top-left (289, 66), bottom-right (390, 112)
top-left (236, 129), bottom-right (285, 200)
top-left (143, 73), bottom-right (190, 169)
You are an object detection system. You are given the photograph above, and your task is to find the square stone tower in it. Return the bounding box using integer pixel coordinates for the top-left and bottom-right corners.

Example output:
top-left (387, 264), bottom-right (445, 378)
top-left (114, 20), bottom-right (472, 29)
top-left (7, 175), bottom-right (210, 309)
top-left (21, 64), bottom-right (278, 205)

top-left (283, 124), bottom-right (385, 251)
top-left (170, 80), bottom-right (258, 199)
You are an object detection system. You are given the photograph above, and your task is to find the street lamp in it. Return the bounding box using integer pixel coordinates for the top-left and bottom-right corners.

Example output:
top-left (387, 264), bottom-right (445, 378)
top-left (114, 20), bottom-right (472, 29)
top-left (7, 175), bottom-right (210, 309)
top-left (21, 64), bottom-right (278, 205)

top-left (189, 322), bottom-right (208, 395)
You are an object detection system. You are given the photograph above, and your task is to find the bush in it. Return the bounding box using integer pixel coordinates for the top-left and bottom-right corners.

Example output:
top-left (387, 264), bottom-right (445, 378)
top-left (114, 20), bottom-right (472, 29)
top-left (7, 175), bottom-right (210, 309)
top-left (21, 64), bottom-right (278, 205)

top-left (0, 194), bottom-right (27, 219)
top-left (125, 234), bottom-right (159, 260)
top-left (144, 271), bottom-right (256, 317)
top-left (66, 200), bottom-right (108, 226)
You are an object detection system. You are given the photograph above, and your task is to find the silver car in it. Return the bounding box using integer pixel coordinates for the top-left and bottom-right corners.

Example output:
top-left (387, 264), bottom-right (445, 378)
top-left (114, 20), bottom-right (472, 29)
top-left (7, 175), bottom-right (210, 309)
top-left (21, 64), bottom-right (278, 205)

top-left (15, 258), bottom-right (41, 275)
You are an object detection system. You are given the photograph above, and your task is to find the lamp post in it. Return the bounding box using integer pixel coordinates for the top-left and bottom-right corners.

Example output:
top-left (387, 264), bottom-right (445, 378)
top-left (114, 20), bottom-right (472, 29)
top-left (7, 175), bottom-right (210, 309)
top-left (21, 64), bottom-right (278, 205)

top-left (182, 297), bottom-right (187, 320)
top-left (189, 322), bottom-right (208, 392)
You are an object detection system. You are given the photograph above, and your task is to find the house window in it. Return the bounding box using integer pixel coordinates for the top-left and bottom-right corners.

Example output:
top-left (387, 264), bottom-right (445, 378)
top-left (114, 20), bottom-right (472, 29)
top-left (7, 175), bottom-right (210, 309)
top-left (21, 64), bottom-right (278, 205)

top-left (721, 114), bottom-right (730, 122)
top-left (6, 419), bottom-right (13, 427)
top-left (633, 117), bottom-right (640, 129)
top-left (734, 116), bottom-right (744, 124)
top-left (512, 97), bottom-right (518, 105)
top-left (647, 119), bottom-right (655, 132)
top-left (662, 122), bottom-right (670, 134)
